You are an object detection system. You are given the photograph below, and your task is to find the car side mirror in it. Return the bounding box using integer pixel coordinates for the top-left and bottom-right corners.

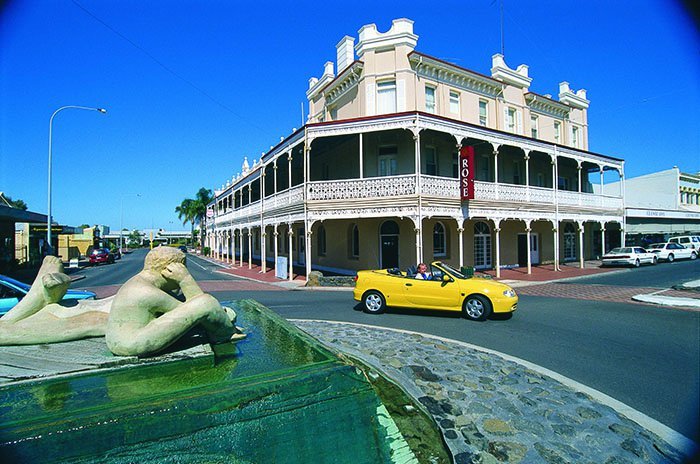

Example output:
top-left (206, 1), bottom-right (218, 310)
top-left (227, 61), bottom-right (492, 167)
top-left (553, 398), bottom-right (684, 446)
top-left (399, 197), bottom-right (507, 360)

top-left (442, 274), bottom-right (452, 283)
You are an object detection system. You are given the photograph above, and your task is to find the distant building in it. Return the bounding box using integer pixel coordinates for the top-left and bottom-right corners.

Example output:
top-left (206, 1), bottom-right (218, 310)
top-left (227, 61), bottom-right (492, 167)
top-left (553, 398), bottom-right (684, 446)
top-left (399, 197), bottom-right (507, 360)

top-left (205, 18), bottom-right (625, 279)
top-left (611, 168), bottom-right (700, 245)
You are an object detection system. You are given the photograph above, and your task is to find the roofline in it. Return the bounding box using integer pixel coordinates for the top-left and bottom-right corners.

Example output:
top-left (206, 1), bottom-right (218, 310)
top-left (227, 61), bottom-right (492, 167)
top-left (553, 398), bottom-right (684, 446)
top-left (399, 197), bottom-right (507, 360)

top-left (408, 51), bottom-right (502, 85)
top-left (317, 60), bottom-right (364, 96)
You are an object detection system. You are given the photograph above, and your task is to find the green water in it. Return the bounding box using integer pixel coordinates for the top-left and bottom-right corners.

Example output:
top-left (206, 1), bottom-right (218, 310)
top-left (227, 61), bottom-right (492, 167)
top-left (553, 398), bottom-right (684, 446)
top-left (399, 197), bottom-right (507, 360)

top-left (0, 300), bottom-right (399, 463)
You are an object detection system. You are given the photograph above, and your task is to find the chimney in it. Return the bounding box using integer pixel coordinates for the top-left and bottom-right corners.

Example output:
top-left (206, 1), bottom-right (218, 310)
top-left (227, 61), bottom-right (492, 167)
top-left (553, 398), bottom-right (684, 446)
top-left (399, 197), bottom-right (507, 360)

top-left (336, 36), bottom-right (355, 74)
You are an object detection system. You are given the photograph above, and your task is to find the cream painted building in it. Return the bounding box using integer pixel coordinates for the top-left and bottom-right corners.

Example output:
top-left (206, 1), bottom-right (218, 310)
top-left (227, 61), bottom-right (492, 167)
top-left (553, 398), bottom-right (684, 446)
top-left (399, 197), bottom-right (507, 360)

top-left (205, 18), bottom-right (625, 279)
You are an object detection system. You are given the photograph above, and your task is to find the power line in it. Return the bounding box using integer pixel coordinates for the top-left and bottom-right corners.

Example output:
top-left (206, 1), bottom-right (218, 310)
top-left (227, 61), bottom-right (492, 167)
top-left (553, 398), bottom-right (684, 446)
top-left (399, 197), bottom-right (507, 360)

top-left (70, 0), bottom-right (267, 134)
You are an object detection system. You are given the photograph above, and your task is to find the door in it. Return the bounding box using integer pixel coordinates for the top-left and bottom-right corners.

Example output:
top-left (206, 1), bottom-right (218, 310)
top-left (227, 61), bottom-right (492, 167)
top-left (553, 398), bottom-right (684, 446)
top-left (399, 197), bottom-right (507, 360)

top-left (517, 235), bottom-right (527, 267)
top-left (404, 264), bottom-right (460, 309)
top-left (530, 234), bottom-right (540, 264)
top-left (473, 222), bottom-right (492, 269)
top-left (297, 228), bottom-right (305, 265)
top-left (380, 236), bottom-right (399, 269)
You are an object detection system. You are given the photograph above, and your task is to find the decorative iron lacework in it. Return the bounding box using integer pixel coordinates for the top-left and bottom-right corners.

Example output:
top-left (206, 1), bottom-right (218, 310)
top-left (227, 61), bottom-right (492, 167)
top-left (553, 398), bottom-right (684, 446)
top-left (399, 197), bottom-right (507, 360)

top-left (307, 175), bottom-right (416, 200)
top-left (421, 175), bottom-right (459, 196)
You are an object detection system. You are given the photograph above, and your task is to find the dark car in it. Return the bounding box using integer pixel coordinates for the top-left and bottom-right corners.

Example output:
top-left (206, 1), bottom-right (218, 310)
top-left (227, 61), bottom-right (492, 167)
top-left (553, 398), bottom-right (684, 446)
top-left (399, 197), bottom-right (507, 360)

top-left (178, 245), bottom-right (187, 253)
top-left (89, 248), bottom-right (115, 265)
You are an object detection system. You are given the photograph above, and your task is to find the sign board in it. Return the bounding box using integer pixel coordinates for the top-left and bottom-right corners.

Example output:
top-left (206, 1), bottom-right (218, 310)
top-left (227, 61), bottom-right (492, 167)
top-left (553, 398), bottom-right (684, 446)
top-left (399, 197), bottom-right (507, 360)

top-left (459, 145), bottom-right (475, 200)
top-left (206, 208), bottom-right (214, 218)
top-left (275, 256), bottom-right (288, 280)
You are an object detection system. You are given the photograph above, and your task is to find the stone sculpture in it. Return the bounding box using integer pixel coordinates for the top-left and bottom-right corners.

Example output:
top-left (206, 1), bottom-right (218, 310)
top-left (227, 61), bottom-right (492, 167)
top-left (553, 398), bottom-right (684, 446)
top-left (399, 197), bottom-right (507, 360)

top-left (0, 248), bottom-right (245, 357)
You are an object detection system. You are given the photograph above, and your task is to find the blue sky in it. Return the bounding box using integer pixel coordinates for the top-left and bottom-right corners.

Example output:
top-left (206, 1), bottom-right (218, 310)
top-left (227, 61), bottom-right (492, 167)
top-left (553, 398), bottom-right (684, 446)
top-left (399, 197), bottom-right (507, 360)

top-left (1, 0), bottom-right (698, 231)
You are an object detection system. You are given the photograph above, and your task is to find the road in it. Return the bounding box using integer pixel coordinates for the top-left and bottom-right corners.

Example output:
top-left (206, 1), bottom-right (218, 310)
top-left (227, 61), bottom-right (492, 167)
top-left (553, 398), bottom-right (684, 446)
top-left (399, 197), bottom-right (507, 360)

top-left (72, 249), bottom-right (700, 438)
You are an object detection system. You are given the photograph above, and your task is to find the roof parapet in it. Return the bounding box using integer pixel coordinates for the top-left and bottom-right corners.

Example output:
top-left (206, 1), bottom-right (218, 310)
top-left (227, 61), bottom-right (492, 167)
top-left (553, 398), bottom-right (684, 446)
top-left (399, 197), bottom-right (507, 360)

top-left (490, 54), bottom-right (532, 89)
top-left (558, 81), bottom-right (590, 109)
top-left (355, 18), bottom-right (418, 57)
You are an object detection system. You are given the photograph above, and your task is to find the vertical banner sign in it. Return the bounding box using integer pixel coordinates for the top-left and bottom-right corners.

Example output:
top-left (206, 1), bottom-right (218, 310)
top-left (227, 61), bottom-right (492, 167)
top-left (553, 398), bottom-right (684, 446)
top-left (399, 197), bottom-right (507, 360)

top-left (459, 145), bottom-right (475, 200)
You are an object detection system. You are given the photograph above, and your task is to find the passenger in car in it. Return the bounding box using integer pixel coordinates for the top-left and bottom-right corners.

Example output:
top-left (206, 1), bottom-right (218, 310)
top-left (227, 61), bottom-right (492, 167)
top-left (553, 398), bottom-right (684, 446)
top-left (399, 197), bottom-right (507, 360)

top-left (415, 263), bottom-right (432, 280)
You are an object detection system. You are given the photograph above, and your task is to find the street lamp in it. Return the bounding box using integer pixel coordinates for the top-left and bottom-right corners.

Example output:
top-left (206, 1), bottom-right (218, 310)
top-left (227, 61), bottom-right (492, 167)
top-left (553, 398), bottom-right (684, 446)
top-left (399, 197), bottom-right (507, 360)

top-left (120, 193), bottom-right (141, 252)
top-left (47, 106), bottom-right (107, 255)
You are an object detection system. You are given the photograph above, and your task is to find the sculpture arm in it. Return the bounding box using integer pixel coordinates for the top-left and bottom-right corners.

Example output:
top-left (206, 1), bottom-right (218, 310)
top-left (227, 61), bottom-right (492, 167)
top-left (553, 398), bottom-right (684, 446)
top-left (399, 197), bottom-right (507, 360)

top-left (178, 275), bottom-right (205, 301)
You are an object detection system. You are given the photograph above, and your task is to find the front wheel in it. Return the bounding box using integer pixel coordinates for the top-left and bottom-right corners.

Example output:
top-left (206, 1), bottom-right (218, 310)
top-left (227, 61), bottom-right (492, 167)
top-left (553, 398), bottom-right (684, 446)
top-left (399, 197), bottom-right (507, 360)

top-left (667, 254), bottom-right (675, 263)
top-left (363, 290), bottom-right (385, 314)
top-left (463, 294), bottom-right (492, 321)
top-left (652, 256), bottom-right (658, 265)
top-left (691, 252), bottom-right (697, 260)
top-left (634, 259), bottom-right (640, 268)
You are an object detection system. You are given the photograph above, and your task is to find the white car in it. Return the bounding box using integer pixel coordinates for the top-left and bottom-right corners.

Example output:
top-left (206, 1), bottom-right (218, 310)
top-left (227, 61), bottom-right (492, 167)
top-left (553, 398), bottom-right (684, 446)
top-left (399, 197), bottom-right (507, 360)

top-left (668, 235), bottom-right (700, 251)
top-left (601, 247), bottom-right (657, 267)
top-left (647, 242), bottom-right (698, 262)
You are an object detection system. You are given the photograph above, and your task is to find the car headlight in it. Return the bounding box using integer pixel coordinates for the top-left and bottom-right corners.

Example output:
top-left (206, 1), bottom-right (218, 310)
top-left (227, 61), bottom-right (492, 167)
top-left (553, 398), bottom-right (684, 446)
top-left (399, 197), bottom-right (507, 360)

top-left (503, 289), bottom-right (516, 298)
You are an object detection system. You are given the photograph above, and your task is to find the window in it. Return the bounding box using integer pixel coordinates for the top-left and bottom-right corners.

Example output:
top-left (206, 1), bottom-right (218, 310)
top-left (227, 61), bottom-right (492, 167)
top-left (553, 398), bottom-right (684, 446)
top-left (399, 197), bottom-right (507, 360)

top-left (536, 173), bottom-right (545, 187)
top-left (425, 146), bottom-right (437, 176)
top-left (317, 225), bottom-right (326, 256)
top-left (479, 100), bottom-right (488, 126)
top-left (564, 223), bottom-right (577, 261)
top-left (378, 145), bottom-right (398, 176)
top-left (506, 107), bottom-right (517, 132)
top-left (433, 222), bottom-right (446, 257)
top-left (449, 91), bottom-right (460, 114)
top-left (554, 121), bottom-right (561, 143)
top-left (531, 115), bottom-right (539, 139)
top-left (377, 80), bottom-right (397, 114)
top-left (452, 151), bottom-right (459, 178)
top-left (350, 224), bottom-right (360, 258)
top-left (513, 161), bottom-right (521, 185)
top-left (425, 86), bottom-right (436, 113)
top-left (558, 176), bottom-right (570, 190)
top-left (571, 126), bottom-right (580, 148)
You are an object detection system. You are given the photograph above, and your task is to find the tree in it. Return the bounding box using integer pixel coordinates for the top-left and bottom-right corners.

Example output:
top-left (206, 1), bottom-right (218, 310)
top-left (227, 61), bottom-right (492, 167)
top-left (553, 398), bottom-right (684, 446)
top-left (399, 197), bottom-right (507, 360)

top-left (175, 198), bottom-right (196, 244)
top-left (127, 230), bottom-right (142, 248)
top-left (1, 194), bottom-right (28, 210)
top-left (193, 188), bottom-right (213, 247)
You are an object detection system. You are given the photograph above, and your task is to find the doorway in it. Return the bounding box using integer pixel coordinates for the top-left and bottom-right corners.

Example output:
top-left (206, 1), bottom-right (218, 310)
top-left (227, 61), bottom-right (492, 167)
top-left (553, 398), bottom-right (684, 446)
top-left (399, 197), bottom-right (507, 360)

top-left (517, 233), bottom-right (540, 266)
top-left (380, 220), bottom-right (399, 269)
top-left (473, 221), bottom-right (492, 269)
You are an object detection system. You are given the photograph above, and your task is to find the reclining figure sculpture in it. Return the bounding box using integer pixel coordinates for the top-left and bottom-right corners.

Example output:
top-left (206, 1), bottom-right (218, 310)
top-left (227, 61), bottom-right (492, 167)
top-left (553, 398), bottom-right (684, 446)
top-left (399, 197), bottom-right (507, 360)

top-left (0, 247), bottom-right (244, 357)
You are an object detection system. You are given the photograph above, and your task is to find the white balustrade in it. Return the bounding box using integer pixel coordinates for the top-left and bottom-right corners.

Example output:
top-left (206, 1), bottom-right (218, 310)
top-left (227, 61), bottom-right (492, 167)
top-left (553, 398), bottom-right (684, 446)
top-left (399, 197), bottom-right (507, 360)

top-left (307, 175), bottom-right (416, 200)
top-left (420, 175), bottom-right (459, 196)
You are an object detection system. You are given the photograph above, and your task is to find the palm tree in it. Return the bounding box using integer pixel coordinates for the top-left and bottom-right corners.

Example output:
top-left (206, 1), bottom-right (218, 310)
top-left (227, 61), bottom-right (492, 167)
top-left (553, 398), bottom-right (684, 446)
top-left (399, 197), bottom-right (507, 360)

top-left (192, 188), bottom-right (213, 247)
top-left (175, 198), bottom-right (196, 244)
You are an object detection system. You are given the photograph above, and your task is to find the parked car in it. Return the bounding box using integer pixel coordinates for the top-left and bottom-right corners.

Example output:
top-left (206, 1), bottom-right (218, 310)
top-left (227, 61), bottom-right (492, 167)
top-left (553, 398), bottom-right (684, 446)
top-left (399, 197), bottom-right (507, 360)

top-left (353, 261), bottom-right (518, 321)
top-left (668, 235), bottom-right (700, 250)
top-left (647, 242), bottom-right (698, 262)
top-left (178, 245), bottom-right (187, 253)
top-left (601, 247), bottom-right (657, 267)
top-left (89, 248), bottom-right (115, 265)
top-left (0, 274), bottom-right (96, 317)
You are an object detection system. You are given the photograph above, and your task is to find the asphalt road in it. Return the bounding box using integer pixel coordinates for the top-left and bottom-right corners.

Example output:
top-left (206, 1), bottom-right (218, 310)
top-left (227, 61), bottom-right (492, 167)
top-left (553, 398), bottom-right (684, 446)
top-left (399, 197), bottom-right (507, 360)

top-left (73, 250), bottom-right (700, 438)
top-left (564, 258), bottom-right (700, 288)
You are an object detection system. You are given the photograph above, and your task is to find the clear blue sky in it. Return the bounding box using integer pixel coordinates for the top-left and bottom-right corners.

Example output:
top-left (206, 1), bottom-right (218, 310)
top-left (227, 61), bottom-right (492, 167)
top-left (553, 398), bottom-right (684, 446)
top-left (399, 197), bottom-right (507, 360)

top-left (1, 0), bottom-right (698, 231)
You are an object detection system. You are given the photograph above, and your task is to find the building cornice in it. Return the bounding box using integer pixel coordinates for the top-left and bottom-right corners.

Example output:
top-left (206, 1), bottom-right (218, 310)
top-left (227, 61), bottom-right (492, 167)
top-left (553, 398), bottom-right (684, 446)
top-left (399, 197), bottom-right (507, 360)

top-left (409, 51), bottom-right (502, 96)
top-left (525, 92), bottom-right (570, 119)
top-left (322, 61), bottom-right (364, 106)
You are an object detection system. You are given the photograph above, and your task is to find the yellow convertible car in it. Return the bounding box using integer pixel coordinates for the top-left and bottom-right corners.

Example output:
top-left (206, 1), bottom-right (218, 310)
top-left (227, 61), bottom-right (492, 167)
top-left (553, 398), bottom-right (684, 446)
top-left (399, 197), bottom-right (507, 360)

top-left (353, 261), bottom-right (518, 321)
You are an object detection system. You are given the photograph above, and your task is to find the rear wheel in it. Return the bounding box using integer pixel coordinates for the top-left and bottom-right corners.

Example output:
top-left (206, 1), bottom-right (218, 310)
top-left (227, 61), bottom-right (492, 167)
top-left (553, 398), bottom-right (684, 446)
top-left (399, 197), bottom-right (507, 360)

top-left (362, 290), bottom-right (385, 314)
top-left (652, 256), bottom-right (658, 265)
top-left (667, 254), bottom-right (674, 263)
top-left (634, 259), bottom-right (640, 268)
top-left (463, 294), bottom-right (492, 321)
top-left (691, 252), bottom-right (697, 260)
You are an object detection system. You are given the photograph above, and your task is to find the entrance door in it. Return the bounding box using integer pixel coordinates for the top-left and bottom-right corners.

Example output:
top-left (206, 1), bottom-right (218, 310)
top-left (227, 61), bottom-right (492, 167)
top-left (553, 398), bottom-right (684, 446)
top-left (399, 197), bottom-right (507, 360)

top-left (517, 233), bottom-right (540, 266)
top-left (297, 228), bottom-right (305, 265)
top-left (473, 222), bottom-right (492, 269)
top-left (380, 220), bottom-right (400, 269)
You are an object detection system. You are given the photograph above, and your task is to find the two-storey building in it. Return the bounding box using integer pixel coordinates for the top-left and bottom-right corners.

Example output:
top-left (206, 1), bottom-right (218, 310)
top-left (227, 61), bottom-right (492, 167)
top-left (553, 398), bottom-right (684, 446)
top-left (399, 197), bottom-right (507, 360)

top-left (205, 18), bottom-right (625, 280)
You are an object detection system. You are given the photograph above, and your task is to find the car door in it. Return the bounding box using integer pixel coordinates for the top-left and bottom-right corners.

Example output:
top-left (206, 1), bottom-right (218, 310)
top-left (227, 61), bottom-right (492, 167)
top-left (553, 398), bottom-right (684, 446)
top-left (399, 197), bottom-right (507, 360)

top-left (634, 247), bottom-right (652, 263)
top-left (403, 264), bottom-right (461, 310)
top-left (672, 243), bottom-right (691, 259)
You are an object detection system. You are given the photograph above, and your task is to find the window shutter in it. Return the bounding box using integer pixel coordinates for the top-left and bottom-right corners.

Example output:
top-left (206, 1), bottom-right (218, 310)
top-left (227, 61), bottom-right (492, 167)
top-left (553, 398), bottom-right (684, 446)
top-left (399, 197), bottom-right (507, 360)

top-left (516, 110), bottom-right (523, 135)
top-left (396, 79), bottom-right (406, 112)
top-left (366, 83), bottom-right (376, 116)
top-left (503, 106), bottom-right (509, 131)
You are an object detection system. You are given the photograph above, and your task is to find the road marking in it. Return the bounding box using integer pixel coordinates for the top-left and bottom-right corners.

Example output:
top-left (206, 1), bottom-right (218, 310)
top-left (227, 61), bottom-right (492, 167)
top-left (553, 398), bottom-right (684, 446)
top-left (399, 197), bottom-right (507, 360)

top-left (187, 256), bottom-right (209, 271)
top-left (291, 319), bottom-right (698, 457)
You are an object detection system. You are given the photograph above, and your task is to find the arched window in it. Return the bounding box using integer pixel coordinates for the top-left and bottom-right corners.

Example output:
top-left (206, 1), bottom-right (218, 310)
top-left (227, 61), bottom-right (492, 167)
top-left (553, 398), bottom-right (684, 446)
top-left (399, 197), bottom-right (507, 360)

top-left (350, 224), bottom-right (360, 258)
top-left (433, 222), bottom-right (446, 257)
top-left (317, 224), bottom-right (326, 256)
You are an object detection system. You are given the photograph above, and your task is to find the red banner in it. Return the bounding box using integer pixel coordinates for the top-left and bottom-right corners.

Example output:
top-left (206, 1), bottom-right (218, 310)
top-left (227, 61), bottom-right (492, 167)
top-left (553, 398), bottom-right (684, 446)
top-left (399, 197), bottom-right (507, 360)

top-left (459, 145), bottom-right (475, 200)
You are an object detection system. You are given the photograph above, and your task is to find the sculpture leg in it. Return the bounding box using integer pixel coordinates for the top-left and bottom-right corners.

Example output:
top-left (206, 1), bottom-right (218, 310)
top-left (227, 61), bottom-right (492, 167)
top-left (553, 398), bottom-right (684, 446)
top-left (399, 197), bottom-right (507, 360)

top-left (2, 256), bottom-right (70, 322)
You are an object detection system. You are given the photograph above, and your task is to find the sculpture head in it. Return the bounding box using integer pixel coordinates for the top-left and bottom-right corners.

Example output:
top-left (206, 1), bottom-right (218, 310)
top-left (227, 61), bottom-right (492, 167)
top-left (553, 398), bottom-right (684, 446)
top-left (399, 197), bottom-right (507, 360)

top-left (144, 246), bottom-right (186, 273)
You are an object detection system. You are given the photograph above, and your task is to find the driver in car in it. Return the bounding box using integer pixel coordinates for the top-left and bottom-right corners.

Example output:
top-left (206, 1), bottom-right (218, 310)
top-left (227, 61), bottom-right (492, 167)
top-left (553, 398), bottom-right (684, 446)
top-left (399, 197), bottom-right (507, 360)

top-left (414, 263), bottom-right (432, 280)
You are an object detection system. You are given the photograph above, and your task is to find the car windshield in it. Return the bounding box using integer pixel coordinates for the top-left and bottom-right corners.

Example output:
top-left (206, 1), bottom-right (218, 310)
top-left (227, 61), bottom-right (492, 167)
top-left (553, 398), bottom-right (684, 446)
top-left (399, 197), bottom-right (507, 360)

top-left (608, 248), bottom-right (632, 254)
top-left (438, 262), bottom-right (468, 279)
top-left (648, 244), bottom-right (664, 249)
top-left (0, 275), bottom-right (30, 291)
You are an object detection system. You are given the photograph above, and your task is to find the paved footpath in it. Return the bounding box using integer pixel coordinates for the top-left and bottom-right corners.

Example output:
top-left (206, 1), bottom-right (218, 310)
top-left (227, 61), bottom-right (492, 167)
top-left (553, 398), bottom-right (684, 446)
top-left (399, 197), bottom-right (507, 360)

top-left (295, 320), bottom-right (694, 464)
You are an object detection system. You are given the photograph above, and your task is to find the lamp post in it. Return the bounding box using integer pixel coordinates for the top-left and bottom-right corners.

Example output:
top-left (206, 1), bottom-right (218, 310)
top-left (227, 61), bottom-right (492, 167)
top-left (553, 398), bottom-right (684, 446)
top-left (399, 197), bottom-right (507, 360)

top-left (47, 106), bottom-right (107, 256)
top-left (120, 193), bottom-right (141, 253)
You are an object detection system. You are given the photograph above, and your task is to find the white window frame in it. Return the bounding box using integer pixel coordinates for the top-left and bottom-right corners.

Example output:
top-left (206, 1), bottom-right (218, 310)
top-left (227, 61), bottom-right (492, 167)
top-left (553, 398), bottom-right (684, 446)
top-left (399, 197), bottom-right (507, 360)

top-left (554, 121), bottom-right (561, 143)
top-left (449, 90), bottom-right (460, 114)
top-left (479, 100), bottom-right (488, 126)
top-left (531, 115), bottom-right (539, 139)
top-left (506, 107), bottom-right (517, 133)
top-left (377, 80), bottom-right (397, 114)
top-left (425, 85), bottom-right (436, 114)
top-left (571, 125), bottom-right (581, 148)
top-left (433, 222), bottom-right (447, 257)
top-left (378, 145), bottom-right (398, 177)
top-left (424, 145), bottom-right (437, 176)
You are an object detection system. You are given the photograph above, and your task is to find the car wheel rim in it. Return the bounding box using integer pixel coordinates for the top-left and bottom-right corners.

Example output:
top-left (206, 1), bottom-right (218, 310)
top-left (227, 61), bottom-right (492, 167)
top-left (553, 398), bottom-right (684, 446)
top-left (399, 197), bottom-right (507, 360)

top-left (366, 294), bottom-right (381, 311)
top-left (466, 299), bottom-right (484, 318)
